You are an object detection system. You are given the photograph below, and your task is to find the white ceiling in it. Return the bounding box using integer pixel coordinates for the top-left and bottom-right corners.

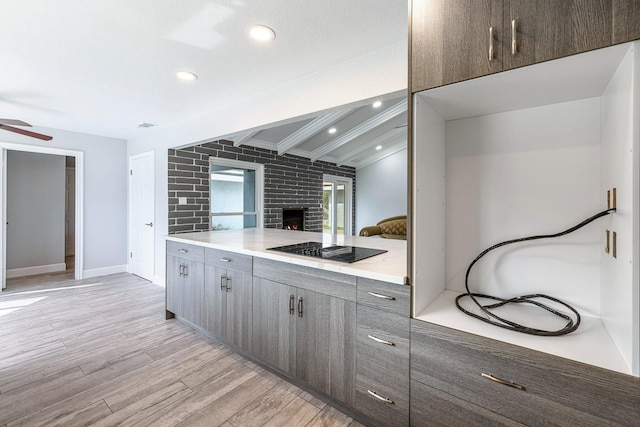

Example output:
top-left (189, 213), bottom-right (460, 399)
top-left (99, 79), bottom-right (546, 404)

top-left (0, 0), bottom-right (408, 153)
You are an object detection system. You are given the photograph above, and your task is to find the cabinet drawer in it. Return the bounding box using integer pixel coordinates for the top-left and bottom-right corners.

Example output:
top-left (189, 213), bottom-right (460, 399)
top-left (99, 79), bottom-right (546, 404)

top-left (357, 277), bottom-right (410, 316)
top-left (411, 379), bottom-right (523, 427)
top-left (166, 240), bottom-right (204, 263)
top-left (205, 248), bottom-right (252, 273)
top-left (411, 320), bottom-right (640, 426)
top-left (356, 364), bottom-right (408, 427)
top-left (356, 305), bottom-right (409, 371)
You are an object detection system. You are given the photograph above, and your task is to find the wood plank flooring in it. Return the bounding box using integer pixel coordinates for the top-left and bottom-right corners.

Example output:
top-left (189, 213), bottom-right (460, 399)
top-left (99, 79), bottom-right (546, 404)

top-left (0, 271), bottom-right (363, 426)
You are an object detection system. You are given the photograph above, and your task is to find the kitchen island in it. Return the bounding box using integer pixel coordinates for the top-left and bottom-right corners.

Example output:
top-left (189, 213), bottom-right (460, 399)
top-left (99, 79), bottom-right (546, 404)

top-left (165, 228), bottom-right (411, 426)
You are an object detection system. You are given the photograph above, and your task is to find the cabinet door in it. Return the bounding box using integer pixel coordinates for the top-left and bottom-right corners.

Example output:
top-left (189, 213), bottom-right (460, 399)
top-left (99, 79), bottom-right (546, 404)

top-left (204, 265), bottom-right (226, 338)
top-left (412, 0), bottom-right (503, 92)
top-left (224, 269), bottom-right (252, 352)
top-left (168, 257), bottom-right (204, 328)
top-left (613, 0), bottom-right (640, 44)
top-left (296, 289), bottom-right (356, 406)
top-left (251, 278), bottom-right (296, 374)
top-left (505, 0), bottom-right (612, 70)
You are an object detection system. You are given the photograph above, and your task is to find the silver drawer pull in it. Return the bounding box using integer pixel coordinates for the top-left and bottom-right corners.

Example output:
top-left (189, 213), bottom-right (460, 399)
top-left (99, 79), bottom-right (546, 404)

top-left (481, 373), bottom-right (526, 391)
top-left (367, 292), bottom-right (395, 301)
top-left (367, 389), bottom-right (394, 404)
top-left (368, 335), bottom-right (395, 346)
top-left (178, 249), bottom-right (189, 253)
top-left (219, 258), bottom-right (231, 262)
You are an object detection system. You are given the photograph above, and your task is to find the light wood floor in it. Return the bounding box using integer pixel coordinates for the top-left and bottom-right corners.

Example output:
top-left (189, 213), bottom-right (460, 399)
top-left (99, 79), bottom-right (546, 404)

top-left (0, 271), bottom-right (363, 426)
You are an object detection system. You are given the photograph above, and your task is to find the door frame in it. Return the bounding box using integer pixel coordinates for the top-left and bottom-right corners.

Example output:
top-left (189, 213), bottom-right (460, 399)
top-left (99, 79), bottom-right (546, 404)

top-left (128, 150), bottom-right (155, 281)
top-left (323, 174), bottom-right (353, 235)
top-left (0, 142), bottom-right (84, 289)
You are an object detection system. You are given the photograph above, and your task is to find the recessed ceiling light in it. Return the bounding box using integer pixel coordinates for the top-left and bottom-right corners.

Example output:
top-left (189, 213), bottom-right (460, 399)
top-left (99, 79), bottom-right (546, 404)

top-left (373, 100), bottom-right (382, 108)
top-left (328, 127), bottom-right (337, 134)
top-left (249, 25), bottom-right (276, 42)
top-left (375, 145), bottom-right (382, 150)
top-left (176, 70), bottom-right (198, 81)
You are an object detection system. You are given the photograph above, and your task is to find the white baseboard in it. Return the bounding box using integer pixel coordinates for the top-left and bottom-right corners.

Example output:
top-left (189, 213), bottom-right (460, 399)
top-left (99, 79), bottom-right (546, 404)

top-left (83, 264), bottom-right (128, 279)
top-left (6, 263), bottom-right (67, 279)
top-left (153, 274), bottom-right (166, 287)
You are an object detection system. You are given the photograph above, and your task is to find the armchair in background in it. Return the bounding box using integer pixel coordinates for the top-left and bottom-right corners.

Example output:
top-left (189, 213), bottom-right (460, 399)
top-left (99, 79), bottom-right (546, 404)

top-left (359, 215), bottom-right (407, 240)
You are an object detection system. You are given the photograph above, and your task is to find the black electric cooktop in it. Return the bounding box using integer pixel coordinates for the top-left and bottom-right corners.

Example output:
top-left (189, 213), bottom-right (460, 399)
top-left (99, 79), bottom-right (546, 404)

top-left (267, 241), bottom-right (387, 263)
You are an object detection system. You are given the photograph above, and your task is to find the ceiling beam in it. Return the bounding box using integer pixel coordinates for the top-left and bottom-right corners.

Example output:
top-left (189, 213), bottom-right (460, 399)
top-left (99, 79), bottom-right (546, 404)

top-left (336, 127), bottom-right (405, 166)
top-left (309, 100), bottom-right (407, 162)
top-left (277, 109), bottom-right (352, 155)
top-left (232, 130), bottom-right (258, 147)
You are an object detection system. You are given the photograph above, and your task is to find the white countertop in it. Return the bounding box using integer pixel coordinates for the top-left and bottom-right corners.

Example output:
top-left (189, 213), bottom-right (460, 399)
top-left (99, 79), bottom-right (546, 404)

top-left (166, 228), bottom-right (409, 285)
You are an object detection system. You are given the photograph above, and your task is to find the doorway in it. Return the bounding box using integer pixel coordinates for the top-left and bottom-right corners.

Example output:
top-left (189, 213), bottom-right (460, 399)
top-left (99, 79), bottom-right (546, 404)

top-left (323, 175), bottom-right (353, 235)
top-left (128, 151), bottom-right (155, 281)
top-left (0, 142), bottom-right (84, 290)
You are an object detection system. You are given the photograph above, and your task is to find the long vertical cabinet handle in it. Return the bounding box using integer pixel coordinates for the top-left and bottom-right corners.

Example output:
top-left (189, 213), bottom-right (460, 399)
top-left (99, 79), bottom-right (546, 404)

top-left (289, 295), bottom-right (295, 315)
top-left (183, 264), bottom-right (188, 278)
top-left (179, 264), bottom-right (184, 278)
top-left (488, 26), bottom-right (494, 62)
top-left (511, 19), bottom-right (517, 55)
top-left (297, 297), bottom-right (303, 318)
top-left (220, 274), bottom-right (227, 291)
top-left (225, 276), bottom-right (232, 292)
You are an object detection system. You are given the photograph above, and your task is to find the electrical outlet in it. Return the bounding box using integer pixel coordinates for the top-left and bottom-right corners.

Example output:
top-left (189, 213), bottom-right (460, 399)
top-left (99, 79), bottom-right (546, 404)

top-left (179, 197), bottom-right (187, 205)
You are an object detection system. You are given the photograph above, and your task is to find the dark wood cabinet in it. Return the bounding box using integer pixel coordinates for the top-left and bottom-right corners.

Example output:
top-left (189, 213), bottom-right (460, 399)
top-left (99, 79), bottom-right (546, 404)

top-left (411, 0), bottom-right (621, 92)
top-left (355, 278), bottom-right (411, 427)
top-left (613, 0), bottom-right (640, 43)
top-left (410, 320), bottom-right (640, 426)
top-left (412, 0), bottom-right (503, 92)
top-left (166, 242), bottom-right (205, 328)
top-left (251, 259), bottom-right (357, 407)
top-left (296, 288), bottom-right (356, 406)
top-left (505, 0), bottom-right (612, 70)
top-left (203, 248), bottom-right (253, 352)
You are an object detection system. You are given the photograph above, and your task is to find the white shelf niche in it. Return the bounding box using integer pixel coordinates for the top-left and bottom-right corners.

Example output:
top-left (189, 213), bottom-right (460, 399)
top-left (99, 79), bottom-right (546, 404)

top-left (412, 42), bottom-right (639, 376)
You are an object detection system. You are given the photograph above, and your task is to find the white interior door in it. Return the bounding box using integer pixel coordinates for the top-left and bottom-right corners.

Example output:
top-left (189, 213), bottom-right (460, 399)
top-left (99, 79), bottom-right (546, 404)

top-left (129, 151), bottom-right (155, 281)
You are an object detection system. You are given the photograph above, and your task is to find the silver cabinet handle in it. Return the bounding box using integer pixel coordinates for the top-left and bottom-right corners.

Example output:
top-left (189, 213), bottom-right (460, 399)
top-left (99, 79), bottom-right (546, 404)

top-left (368, 335), bottom-right (395, 346)
top-left (219, 258), bottom-right (231, 262)
top-left (226, 276), bottom-right (232, 292)
top-left (481, 373), bottom-right (526, 391)
top-left (297, 297), bottom-right (303, 318)
top-left (367, 389), bottom-right (394, 404)
top-left (220, 274), bottom-right (227, 291)
top-left (511, 19), bottom-right (517, 55)
top-left (488, 26), bottom-right (494, 62)
top-left (145, 222), bottom-right (153, 227)
top-left (367, 292), bottom-right (395, 301)
top-left (183, 264), bottom-right (188, 278)
top-left (289, 295), bottom-right (295, 315)
top-left (179, 264), bottom-right (184, 277)
top-left (178, 248), bottom-right (189, 253)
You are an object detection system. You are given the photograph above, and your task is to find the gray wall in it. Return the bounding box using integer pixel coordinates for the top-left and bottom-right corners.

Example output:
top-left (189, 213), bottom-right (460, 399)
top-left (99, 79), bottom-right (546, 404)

top-left (356, 148), bottom-right (407, 233)
top-left (7, 151), bottom-right (65, 270)
top-left (168, 140), bottom-right (356, 234)
top-left (1, 128), bottom-right (128, 275)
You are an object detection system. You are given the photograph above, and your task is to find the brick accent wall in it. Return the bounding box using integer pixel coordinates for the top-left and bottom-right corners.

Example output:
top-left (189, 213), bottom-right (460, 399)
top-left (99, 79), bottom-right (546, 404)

top-left (168, 140), bottom-right (356, 234)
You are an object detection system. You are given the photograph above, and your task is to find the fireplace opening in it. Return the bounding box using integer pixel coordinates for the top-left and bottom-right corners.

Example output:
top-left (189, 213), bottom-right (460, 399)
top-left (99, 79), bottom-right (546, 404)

top-left (283, 208), bottom-right (305, 231)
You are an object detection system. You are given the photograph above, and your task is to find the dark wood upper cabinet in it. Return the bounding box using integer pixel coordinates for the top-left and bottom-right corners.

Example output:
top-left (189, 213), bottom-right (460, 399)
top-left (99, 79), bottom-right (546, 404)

top-left (613, 0), bottom-right (640, 43)
top-left (412, 0), bottom-right (503, 93)
top-left (411, 0), bottom-right (626, 92)
top-left (505, 0), bottom-right (613, 70)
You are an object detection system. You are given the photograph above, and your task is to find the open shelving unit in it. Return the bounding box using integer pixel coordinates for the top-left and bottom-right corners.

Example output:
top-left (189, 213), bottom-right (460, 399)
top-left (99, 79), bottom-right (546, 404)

top-left (412, 42), bottom-right (639, 376)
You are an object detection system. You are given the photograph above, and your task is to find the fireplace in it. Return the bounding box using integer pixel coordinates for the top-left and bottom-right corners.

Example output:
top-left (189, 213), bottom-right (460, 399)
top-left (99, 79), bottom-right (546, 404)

top-left (283, 208), bottom-right (306, 231)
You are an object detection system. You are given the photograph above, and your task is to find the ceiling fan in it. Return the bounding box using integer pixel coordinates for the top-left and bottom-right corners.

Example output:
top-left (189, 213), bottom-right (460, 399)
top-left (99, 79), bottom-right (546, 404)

top-left (0, 119), bottom-right (53, 141)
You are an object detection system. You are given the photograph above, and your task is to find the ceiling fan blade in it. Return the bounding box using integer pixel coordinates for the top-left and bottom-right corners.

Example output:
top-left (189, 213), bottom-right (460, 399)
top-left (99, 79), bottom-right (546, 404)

top-left (0, 124), bottom-right (53, 141)
top-left (0, 119), bottom-right (32, 127)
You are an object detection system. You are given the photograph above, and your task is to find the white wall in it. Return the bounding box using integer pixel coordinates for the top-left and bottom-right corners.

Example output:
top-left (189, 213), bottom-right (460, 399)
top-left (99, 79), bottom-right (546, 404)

top-left (356, 147), bottom-right (407, 233)
top-left (127, 41), bottom-right (408, 285)
top-left (1, 129), bottom-right (128, 275)
top-left (7, 151), bottom-right (65, 273)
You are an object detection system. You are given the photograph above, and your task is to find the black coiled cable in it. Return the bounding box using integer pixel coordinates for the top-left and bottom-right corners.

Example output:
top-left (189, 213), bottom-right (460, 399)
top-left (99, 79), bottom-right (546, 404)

top-left (455, 208), bottom-right (616, 336)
